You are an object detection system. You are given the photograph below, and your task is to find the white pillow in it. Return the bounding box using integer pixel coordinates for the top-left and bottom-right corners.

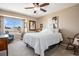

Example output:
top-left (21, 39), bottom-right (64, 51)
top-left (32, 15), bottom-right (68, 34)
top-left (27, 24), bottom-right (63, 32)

top-left (52, 29), bottom-right (59, 33)
top-left (41, 28), bottom-right (52, 32)
top-left (41, 28), bottom-right (59, 34)
top-left (73, 38), bottom-right (79, 45)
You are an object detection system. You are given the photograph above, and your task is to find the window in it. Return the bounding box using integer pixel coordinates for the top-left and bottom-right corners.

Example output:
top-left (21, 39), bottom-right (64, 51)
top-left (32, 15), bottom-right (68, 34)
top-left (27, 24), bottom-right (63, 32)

top-left (4, 17), bottom-right (24, 34)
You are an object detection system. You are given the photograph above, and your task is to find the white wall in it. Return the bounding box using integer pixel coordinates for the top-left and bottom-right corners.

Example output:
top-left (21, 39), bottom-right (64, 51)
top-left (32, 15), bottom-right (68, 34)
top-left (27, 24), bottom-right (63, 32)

top-left (37, 4), bottom-right (79, 43)
top-left (0, 9), bottom-right (37, 33)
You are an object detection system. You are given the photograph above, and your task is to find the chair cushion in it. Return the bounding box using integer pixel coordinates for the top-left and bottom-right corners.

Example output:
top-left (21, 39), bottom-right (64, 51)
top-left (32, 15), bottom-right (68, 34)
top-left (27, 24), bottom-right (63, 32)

top-left (8, 34), bottom-right (14, 42)
top-left (73, 38), bottom-right (79, 45)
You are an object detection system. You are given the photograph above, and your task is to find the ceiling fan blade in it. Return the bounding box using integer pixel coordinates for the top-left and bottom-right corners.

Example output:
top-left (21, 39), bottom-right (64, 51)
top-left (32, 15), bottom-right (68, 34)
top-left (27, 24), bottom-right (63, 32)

top-left (40, 3), bottom-right (49, 7)
top-left (40, 8), bottom-right (46, 12)
top-left (34, 11), bottom-right (36, 13)
top-left (25, 7), bottom-right (34, 9)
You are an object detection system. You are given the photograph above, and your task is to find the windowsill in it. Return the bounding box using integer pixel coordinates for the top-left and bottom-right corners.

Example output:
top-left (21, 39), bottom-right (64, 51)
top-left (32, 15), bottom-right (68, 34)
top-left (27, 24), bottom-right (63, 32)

top-left (0, 34), bottom-right (8, 38)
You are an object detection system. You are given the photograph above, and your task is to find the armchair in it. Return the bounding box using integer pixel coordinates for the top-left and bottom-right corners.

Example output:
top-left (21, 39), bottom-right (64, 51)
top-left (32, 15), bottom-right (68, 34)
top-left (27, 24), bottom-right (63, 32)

top-left (8, 34), bottom-right (14, 43)
top-left (66, 33), bottom-right (79, 55)
top-left (5, 31), bottom-right (14, 43)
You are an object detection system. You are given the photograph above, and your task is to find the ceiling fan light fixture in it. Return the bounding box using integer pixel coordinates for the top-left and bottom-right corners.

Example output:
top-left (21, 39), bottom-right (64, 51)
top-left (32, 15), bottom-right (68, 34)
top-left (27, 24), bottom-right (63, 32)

top-left (34, 7), bottom-right (40, 11)
top-left (24, 3), bottom-right (49, 13)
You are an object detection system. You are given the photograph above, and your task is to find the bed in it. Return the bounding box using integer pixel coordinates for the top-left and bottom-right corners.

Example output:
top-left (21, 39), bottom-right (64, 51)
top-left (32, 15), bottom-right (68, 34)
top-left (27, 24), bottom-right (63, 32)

top-left (23, 19), bottom-right (63, 56)
top-left (23, 29), bottom-right (63, 56)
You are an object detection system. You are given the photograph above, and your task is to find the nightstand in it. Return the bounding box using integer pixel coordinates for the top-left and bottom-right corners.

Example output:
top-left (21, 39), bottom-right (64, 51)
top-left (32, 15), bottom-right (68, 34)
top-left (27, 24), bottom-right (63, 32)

top-left (36, 29), bottom-right (42, 32)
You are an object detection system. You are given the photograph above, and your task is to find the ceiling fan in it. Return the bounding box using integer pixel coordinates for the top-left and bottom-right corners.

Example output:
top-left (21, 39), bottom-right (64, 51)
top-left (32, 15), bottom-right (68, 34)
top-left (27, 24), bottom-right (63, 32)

top-left (24, 3), bottom-right (49, 13)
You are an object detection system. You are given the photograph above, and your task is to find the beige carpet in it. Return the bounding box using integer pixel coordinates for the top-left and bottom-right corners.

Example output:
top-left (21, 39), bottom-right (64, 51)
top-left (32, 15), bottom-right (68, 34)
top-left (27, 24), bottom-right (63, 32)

top-left (0, 40), bottom-right (74, 56)
top-left (8, 40), bottom-right (36, 56)
top-left (0, 34), bottom-right (74, 56)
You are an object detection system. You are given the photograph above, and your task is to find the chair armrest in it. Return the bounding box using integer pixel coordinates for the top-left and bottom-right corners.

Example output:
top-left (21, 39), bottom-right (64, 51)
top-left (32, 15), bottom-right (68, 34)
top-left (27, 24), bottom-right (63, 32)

top-left (67, 37), bottom-right (74, 39)
top-left (67, 37), bottom-right (74, 43)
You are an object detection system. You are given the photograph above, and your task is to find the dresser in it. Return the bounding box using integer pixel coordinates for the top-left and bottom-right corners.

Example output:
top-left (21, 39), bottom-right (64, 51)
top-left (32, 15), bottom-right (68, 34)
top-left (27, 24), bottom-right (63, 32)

top-left (0, 34), bottom-right (8, 56)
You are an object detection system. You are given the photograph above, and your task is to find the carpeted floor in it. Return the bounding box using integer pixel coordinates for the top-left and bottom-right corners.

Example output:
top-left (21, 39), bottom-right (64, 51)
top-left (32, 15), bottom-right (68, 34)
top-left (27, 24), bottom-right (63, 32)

top-left (0, 34), bottom-right (75, 56)
top-left (0, 40), bottom-right (74, 56)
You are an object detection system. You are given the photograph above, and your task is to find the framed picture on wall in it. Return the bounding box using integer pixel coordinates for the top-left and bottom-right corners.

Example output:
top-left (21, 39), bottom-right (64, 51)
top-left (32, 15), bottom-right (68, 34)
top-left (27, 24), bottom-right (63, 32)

top-left (40, 24), bottom-right (43, 30)
top-left (52, 16), bottom-right (59, 29)
top-left (29, 20), bottom-right (36, 31)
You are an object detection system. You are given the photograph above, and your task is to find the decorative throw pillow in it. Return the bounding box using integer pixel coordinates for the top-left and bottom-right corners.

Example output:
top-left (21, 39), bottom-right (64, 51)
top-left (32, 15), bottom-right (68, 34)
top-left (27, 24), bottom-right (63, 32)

top-left (73, 38), bottom-right (79, 45)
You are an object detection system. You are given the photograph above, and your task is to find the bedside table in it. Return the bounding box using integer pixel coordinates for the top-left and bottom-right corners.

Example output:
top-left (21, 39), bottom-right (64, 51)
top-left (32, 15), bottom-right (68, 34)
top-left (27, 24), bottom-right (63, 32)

top-left (36, 29), bottom-right (42, 32)
top-left (0, 35), bottom-right (8, 56)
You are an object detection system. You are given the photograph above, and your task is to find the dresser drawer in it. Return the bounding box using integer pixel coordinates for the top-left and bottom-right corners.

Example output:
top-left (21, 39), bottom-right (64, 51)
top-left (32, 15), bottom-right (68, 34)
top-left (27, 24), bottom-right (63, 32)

top-left (0, 38), bottom-right (8, 51)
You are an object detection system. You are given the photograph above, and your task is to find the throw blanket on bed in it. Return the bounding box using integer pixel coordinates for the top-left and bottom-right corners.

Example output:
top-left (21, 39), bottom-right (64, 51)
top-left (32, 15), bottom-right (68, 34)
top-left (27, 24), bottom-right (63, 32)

top-left (23, 31), bottom-right (63, 56)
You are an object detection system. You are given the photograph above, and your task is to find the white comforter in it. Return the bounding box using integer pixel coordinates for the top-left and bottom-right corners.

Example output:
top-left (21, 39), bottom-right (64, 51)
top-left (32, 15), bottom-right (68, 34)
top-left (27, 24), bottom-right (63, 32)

top-left (23, 31), bottom-right (63, 56)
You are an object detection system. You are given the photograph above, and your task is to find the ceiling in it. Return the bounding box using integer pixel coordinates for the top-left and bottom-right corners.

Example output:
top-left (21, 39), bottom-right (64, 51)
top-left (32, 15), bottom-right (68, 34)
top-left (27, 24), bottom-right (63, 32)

top-left (0, 3), bottom-right (77, 18)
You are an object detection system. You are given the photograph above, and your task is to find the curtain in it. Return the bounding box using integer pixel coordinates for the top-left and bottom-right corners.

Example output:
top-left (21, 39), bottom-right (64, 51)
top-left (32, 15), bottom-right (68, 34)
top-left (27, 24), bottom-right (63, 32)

top-left (0, 16), bottom-right (4, 34)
